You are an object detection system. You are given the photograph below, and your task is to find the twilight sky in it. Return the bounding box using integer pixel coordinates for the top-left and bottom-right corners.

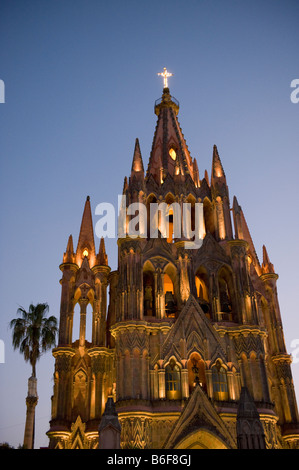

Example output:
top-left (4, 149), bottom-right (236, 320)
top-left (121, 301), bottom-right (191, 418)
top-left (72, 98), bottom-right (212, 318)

top-left (0, 0), bottom-right (298, 448)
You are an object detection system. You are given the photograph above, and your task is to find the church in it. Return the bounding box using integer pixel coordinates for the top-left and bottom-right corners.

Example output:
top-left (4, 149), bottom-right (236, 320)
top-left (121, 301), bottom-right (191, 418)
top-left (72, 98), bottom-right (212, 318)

top-left (46, 70), bottom-right (299, 449)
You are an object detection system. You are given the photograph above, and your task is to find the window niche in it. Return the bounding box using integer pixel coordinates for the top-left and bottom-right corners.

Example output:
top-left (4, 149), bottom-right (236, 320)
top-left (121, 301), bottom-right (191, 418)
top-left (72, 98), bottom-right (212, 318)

top-left (212, 360), bottom-right (228, 401)
top-left (187, 352), bottom-right (207, 394)
top-left (143, 270), bottom-right (156, 317)
top-left (217, 267), bottom-right (235, 322)
top-left (195, 267), bottom-right (210, 317)
top-left (164, 273), bottom-right (176, 318)
top-left (165, 359), bottom-right (181, 400)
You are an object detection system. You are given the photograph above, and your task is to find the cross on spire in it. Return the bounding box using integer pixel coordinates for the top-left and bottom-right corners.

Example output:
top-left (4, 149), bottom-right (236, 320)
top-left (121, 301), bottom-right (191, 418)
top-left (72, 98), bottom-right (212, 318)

top-left (157, 67), bottom-right (173, 89)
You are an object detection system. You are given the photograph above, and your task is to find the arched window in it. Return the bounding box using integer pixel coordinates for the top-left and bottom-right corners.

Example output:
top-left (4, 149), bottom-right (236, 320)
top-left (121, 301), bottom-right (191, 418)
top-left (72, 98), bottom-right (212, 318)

top-left (219, 278), bottom-right (232, 313)
top-left (218, 267), bottom-right (235, 321)
top-left (164, 273), bottom-right (176, 318)
top-left (195, 267), bottom-right (210, 316)
top-left (143, 270), bottom-right (155, 317)
top-left (187, 352), bottom-right (207, 394)
top-left (212, 361), bottom-right (228, 400)
top-left (163, 194), bottom-right (177, 243)
top-left (165, 359), bottom-right (181, 399)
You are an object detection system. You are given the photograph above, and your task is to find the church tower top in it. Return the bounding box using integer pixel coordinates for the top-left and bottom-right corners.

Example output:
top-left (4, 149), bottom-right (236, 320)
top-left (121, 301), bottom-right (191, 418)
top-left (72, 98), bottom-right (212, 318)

top-left (155, 67), bottom-right (179, 116)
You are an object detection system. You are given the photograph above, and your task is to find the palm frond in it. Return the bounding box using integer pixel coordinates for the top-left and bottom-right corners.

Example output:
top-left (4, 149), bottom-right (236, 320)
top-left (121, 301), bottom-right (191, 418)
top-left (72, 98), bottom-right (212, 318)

top-left (10, 303), bottom-right (57, 374)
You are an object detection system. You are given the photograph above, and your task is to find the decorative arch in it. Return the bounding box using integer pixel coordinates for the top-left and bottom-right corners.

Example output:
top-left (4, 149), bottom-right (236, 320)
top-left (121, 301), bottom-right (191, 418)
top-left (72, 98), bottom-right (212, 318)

top-left (71, 285), bottom-right (94, 344)
top-left (72, 368), bottom-right (88, 422)
top-left (174, 428), bottom-right (229, 449)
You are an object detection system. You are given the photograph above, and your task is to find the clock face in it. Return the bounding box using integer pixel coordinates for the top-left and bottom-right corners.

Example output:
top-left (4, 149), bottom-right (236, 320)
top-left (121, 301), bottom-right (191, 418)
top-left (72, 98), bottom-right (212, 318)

top-left (169, 148), bottom-right (176, 161)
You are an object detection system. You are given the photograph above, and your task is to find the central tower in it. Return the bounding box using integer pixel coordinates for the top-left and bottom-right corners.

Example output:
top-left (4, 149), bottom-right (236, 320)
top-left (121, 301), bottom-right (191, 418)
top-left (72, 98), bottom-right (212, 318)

top-left (48, 73), bottom-right (299, 449)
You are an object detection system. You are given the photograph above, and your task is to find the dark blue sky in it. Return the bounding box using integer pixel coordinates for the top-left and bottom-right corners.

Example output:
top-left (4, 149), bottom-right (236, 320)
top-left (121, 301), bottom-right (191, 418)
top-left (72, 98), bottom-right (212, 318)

top-left (0, 0), bottom-right (298, 448)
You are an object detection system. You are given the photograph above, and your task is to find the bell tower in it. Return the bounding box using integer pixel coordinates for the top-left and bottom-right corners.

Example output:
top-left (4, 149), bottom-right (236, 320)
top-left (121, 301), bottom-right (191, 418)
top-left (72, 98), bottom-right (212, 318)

top-left (47, 196), bottom-right (115, 449)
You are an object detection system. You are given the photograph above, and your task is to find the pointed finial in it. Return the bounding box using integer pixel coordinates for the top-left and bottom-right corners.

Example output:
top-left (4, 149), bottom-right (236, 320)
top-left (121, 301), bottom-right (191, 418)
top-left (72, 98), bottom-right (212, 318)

top-left (66, 234), bottom-right (74, 252)
top-left (204, 169), bottom-right (210, 186)
top-left (123, 176), bottom-right (128, 194)
top-left (131, 138), bottom-right (144, 173)
top-left (76, 196), bottom-right (96, 267)
top-left (211, 144), bottom-right (226, 182)
top-left (233, 195), bottom-right (241, 214)
top-left (63, 234), bottom-right (75, 263)
top-left (262, 245), bottom-right (275, 274)
top-left (97, 237), bottom-right (108, 266)
top-left (193, 158), bottom-right (200, 187)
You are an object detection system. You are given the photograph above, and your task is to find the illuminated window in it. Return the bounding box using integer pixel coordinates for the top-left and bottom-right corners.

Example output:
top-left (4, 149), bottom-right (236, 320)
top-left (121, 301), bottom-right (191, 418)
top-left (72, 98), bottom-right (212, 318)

top-left (164, 273), bottom-right (176, 318)
top-left (165, 360), bottom-right (181, 399)
top-left (195, 276), bottom-right (208, 301)
top-left (195, 270), bottom-right (210, 315)
top-left (212, 361), bottom-right (228, 400)
top-left (167, 208), bottom-right (174, 243)
top-left (187, 353), bottom-right (207, 394)
top-left (169, 148), bottom-right (176, 161)
top-left (83, 249), bottom-right (89, 257)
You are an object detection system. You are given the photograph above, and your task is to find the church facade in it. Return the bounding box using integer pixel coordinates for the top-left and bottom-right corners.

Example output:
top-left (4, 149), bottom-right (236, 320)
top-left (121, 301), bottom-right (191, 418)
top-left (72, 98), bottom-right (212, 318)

top-left (47, 80), bottom-right (299, 449)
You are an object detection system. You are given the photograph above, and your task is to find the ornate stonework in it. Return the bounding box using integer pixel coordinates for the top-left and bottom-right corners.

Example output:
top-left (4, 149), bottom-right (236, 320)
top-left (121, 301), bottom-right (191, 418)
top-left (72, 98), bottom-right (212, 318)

top-left (47, 86), bottom-right (299, 449)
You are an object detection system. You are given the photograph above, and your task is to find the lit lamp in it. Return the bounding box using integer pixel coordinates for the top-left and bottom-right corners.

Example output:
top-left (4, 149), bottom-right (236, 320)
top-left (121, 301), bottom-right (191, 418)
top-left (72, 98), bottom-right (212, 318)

top-left (83, 249), bottom-right (89, 257)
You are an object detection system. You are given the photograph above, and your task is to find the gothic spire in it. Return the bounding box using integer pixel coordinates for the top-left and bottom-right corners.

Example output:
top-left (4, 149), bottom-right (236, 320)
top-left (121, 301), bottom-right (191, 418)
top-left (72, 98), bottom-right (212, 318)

top-left (232, 195), bottom-right (261, 274)
top-left (146, 87), bottom-right (196, 186)
top-left (97, 236), bottom-right (108, 266)
top-left (232, 196), bottom-right (243, 239)
top-left (63, 234), bottom-right (75, 264)
top-left (76, 196), bottom-right (96, 267)
top-left (204, 169), bottom-right (210, 186)
top-left (193, 158), bottom-right (200, 187)
top-left (237, 387), bottom-right (266, 449)
top-left (211, 144), bottom-right (226, 185)
top-left (131, 138), bottom-right (144, 174)
top-left (262, 244), bottom-right (275, 274)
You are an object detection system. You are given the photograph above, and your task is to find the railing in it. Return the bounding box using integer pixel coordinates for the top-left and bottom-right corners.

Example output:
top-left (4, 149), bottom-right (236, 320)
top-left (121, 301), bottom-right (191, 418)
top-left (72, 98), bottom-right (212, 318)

top-left (154, 95), bottom-right (179, 109)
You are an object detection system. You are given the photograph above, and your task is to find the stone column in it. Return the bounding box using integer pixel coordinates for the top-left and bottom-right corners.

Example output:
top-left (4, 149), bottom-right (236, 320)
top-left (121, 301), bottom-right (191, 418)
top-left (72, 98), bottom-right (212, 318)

top-left (79, 298), bottom-right (88, 348)
top-left (158, 369), bottom-right (166, 399)
top-left (181, 369), bottom-right (189, 399)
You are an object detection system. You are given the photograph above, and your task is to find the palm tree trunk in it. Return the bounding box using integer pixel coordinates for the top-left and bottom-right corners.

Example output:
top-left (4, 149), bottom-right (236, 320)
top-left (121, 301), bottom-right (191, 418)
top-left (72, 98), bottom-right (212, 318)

top-left (23, 376), bottom-right (38, 449)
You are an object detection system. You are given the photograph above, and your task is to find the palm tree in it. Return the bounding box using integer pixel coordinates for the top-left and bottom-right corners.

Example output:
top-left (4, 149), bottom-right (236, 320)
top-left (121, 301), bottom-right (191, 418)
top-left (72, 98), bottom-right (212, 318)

top-left (10, 303), bottom-right (57, 448)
